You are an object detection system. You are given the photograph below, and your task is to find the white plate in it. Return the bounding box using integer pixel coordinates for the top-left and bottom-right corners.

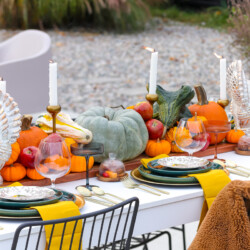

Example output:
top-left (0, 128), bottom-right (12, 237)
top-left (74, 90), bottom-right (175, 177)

top-left (157, 156), bottom-right (209, 170)
top-left (0, 186), bottom-right (55, 202)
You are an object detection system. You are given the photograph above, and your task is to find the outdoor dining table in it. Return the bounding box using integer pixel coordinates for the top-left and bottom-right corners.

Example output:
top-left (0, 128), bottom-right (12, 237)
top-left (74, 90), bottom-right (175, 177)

top-left (0, 151), bottom-right (248, 249)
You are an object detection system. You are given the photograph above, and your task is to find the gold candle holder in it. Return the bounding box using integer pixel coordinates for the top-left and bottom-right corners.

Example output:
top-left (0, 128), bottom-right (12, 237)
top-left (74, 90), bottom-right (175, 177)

top-left (217, 99), bottom-right (229, 109)
top-left (145, 93), bottom-right (158, 106)
top-left (46, 105), bottom-right (61, 133)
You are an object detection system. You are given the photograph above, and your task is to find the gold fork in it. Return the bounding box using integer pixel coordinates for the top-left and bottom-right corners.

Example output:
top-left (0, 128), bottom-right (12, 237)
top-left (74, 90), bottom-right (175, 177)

top-left (121, 176), bottom-right (169, 195)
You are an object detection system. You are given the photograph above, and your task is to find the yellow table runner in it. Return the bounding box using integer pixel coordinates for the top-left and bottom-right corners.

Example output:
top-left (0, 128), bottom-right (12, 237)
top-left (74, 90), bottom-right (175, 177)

top-left (141, 155), bottom-right (231, 227)
top-left (4, 182), bottom-right (82, 250)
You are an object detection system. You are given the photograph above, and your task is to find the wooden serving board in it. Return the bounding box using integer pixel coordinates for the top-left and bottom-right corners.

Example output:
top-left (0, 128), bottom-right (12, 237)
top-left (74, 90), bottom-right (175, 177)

top-left (3, 142), bottom-right (236, 186)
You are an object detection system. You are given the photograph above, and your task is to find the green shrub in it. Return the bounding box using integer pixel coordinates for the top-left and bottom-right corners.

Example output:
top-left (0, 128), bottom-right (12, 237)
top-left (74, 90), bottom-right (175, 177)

top-left (229, 0), bottom-right (250, 58)
top-left (0, 0), bottom-right (150, 31)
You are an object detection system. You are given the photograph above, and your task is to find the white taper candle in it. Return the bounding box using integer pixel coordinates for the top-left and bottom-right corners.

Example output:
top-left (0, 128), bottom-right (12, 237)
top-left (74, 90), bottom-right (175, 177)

top-left (149, 51), bottom-right (158, 95)
top-left (49, 61), bottom-right (58, 106)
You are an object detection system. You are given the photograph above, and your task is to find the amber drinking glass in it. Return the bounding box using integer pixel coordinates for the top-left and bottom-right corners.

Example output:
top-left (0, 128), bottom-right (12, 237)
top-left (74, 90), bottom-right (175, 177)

top-left (204, 120), bottom-right (231, 161)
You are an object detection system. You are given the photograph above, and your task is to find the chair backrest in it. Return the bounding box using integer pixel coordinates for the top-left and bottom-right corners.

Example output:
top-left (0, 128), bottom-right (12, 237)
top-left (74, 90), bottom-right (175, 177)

top-left (11, 197), bottom-right (139, 250)
top-left (0, 30), bottom-right (51, 65)
top-left (0, 29), bottom-right (51, 114)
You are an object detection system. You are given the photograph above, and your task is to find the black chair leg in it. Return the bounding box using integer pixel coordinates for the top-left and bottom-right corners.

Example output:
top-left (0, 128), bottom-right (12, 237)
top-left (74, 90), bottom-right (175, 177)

top-left (181, 224), bottom-right (186, 250)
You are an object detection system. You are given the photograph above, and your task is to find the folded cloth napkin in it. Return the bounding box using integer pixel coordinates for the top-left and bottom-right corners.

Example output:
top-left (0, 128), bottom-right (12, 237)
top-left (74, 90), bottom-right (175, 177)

top-left (2, 182), bottom-right (82, 250)
top-left (189, 169), bottom-right (231, 226)
top-left (32, 201), bottom-right (82, 250)
top-left (189, 180), bottom-right (250, 250)
top-left (141, 154), bottom-right (169, 168)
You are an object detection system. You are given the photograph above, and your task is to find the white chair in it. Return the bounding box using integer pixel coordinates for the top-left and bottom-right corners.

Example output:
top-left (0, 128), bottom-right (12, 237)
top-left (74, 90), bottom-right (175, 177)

top-left (0, 29), bottom-right (52, 115)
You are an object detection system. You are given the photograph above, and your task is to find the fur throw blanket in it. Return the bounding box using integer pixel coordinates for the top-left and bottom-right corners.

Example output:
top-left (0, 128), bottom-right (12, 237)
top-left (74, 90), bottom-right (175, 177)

top-left (189, 180), bottom-right (250, 250)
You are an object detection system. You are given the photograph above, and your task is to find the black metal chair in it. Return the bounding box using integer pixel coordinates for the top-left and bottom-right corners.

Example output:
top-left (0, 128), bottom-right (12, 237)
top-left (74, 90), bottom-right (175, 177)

top-left (11, 197), bottom-right (139, 250)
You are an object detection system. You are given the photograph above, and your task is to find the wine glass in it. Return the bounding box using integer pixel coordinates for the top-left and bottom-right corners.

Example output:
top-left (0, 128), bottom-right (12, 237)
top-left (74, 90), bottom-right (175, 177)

top-left (204, 120), bottom-right (231, 161)
top-left (174, 118), bottom-right (207, 159)
top-left (34, 133), bottom-right (71, 188)
top-left (71, 142), bottom-right (104, 191)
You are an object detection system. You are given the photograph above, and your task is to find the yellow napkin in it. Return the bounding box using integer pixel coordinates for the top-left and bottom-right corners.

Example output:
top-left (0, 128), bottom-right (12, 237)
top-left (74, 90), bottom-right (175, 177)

top-left (189, 169), bottom-right (231, 227)
top-left (33, 201), bottom-right (82, 250)
top-left (3, 182), bottom-right (82, 249)
top-left (141, 154), bottom-right (169, 168)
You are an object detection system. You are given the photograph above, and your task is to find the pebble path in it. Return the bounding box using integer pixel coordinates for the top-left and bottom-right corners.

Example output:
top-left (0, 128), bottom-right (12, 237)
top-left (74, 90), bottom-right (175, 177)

top-left (0, 22), bottom-right (249, 115)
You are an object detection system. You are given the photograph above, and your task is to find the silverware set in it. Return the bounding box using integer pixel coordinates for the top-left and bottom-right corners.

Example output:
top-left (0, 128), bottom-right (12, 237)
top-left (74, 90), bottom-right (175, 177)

top-left (76, 186), bottom-right (125, 207)
top-left (120, 176), bottom-right (170, 196)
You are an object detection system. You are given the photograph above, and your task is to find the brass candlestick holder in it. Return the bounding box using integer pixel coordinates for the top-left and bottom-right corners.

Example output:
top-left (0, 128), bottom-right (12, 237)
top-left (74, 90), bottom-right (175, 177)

top-left (217, 99), bottom-right (229, 109)
top-left (46, 105), bottom-right (61, 133)
top-left (146, 93), bottom-right (158, 106)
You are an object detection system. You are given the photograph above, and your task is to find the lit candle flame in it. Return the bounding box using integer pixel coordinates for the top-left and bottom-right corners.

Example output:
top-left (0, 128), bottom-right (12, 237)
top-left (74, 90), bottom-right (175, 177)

top-left (214, 52), bottom-right (224, 59)
top-left (143, 46), bottom-right (155, 53)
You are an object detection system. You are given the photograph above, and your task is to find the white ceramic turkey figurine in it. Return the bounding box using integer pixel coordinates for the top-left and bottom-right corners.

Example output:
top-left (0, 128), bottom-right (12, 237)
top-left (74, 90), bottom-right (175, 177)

top-left (0, 91), bottom-right (21, 184)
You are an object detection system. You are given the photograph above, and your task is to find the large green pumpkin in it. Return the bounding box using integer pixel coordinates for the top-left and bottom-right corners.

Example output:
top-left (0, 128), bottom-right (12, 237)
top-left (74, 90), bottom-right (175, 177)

top-left (75, 107), bottom-right (149, 162)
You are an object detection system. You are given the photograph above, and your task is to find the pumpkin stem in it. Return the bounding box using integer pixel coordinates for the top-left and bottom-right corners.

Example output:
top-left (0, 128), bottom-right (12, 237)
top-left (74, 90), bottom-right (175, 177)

top-left (104, 115), bottom-right (110, 120)
top-left (156, 138), bottom-right (161, 143)
top-left (161, 125), bottom-right (168, 139)
top-left (21, 115), bottom-right (33, 131)
top-left (194, 84), bottom-right (209, 105)
top-left (234, 127), bottom-right (238, 132)
top-left (110, 105), bottom-right (125, 110)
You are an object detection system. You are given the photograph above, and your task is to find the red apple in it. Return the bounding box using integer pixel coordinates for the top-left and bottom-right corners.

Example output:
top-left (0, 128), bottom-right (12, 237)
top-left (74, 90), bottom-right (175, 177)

top-left (134, 101), bottom-right (153, 121)
top-left (201, 133), bottom-right (211, 151)
top-left (146, 119), bottom-right (164, 139)
top-left (20, 146), bottom-right (39, 168)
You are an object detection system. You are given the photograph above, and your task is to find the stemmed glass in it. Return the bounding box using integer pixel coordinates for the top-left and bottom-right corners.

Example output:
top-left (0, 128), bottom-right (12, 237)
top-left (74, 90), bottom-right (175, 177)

top-left (174, 118), bottom-right (207, 160)
top-left (34, 134), bottom-right (71, 188)
top-left (204, 120), bottom-right (231, 161)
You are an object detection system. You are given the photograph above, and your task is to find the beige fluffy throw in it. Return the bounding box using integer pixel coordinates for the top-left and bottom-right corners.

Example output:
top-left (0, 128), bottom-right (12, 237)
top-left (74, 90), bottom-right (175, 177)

top-left (189, 180), bottom-right (250, 250)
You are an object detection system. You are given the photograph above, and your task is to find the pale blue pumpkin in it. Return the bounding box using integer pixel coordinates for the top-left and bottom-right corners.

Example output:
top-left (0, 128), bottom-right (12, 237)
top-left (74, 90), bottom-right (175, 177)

top-left (75, 107), bottom-right (149, 162)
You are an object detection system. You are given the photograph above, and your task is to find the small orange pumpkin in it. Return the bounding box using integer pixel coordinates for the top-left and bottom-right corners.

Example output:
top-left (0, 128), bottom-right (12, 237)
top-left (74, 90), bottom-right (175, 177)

top-left (1, 163), bottom-right (26, 182)
top-left (165, 127), bottom-right (183, 153)
top-left (70, 156), bottom-right (94, 172)
top-left (17, 115), bottom-right (48, 151)
top-left (26, 168), bottom-right (45, 180)
top-left (226, 129), bottom-right (245, 143)
top-left (64, 138), bottom-right (76, 155)
top-left (4, 142), bottom-right (20, 166)
top-left (145, 139), bottom-right (171, 157)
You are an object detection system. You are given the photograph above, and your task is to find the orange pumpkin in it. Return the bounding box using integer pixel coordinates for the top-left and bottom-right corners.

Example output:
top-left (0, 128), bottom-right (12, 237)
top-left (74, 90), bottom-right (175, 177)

top-left (145, 139), bottom-right (171, 157)
top-left (165, 127), bottom-right (183, 153)
top-left (1, 163), bottom-right (26, 182)
top-left (188, 85), bottom-right (228, 144)
top-left (17, 115), bottom-right (48, 151)
top-left (226, 129), bottom-right (245, 143)
top-left (70, 156), bottom-right (94, 172)
top-left (126, 105), bottom-right (134, 109)
top-left (26, 168), bottom-right (45, 180)
top-left (4, 142), bottom-right (20, 166)
top-left (64, 138), bottom-right (76, 155)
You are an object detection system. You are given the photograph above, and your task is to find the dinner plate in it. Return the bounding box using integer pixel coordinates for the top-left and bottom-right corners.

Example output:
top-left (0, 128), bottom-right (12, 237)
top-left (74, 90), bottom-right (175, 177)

top-left (147, 161), bottom-right (220, 177)
top-left (157, 156), bottom-right (209, 170)
top-left (0, 190), bottom-right (63, 209)
top-left (131, 168), bottom-right (199, 186)
top-left (0, 190), bottom-right (76, 218)
top-left (0, 186), bottom-right (55, 202)
top-left (137, 164), bottom-right (223, 185)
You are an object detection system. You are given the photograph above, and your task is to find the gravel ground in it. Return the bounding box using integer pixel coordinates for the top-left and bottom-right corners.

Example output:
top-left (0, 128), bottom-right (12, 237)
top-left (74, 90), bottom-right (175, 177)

top-left (0, 22), bottom-right (249, 114)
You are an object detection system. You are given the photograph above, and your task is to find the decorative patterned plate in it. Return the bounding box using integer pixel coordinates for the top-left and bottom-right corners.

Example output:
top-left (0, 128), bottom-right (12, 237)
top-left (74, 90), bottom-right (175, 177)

top-left (147, 160), bottom-right (219, 177)
top-left (0, 190), bottom-right (76, 218)
top-left (0, 186), bottom-right (55, 202)
top-left (0, 190), bottom-right (63, 209)
top-left (157, 156), bottom-right (209, 170)
top-left (131, 167), bottom-right (199, 186)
